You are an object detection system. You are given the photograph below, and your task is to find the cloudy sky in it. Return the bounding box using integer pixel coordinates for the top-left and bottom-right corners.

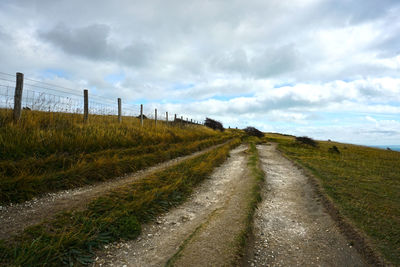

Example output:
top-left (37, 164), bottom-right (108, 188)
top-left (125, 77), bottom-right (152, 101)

top-left (1, 0), bottom-right (399, 145)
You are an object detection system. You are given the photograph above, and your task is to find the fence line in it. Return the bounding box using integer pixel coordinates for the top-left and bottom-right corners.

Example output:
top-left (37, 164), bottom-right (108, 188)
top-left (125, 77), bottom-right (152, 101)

top-left (0, 72), bottom-right (203, 126)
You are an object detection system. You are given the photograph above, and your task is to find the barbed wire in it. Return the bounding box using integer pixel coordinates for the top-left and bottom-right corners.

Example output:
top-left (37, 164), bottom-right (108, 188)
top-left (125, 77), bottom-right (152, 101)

top-left (0, 72), bottom-right (199, 123)
top-left (0, 77), bottom-right (16, 83)
top-left (24, 77), bottom-right (80, 93)
top-left (0, 71), bottom-right (15, 77)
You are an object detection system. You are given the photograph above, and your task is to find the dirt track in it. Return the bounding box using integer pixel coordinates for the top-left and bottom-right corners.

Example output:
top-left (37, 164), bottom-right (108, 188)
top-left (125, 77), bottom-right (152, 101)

top-left (1, 142), bottom-right (371, 266)
top-left (94, 144), bottom-right (252, 266)
top-left (244, 144), bottom-right (367, 266)
top-left (0, 142), bottom-right (228, 240)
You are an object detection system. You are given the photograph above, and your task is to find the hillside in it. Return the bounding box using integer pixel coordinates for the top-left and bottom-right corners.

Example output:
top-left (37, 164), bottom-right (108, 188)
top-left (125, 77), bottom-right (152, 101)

top-left (0, 109), bottom-right (237, 204)
top-left (1, 110), bottom-right (399, 266)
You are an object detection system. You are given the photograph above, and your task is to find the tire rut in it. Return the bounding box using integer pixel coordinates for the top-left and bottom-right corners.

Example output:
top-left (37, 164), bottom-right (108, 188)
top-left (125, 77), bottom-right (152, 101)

top-left (245, 144), bottom-right (367, 267)
top-left (93, 144), bottom-right (251, 267)
top-left (0, 142), bottom-right (229, 241)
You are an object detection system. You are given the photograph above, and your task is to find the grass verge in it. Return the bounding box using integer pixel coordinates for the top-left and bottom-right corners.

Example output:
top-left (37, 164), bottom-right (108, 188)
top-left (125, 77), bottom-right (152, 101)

top-left (0, 138), bottom-right (241, 266)
top-left (1, 108), bottom-right (244, 204)
top-left (234, 138), bottom-right (265, 265)
top-left (265, 133), bottom-right (400, 265)
top-left (0, 135), bottom-right (233, 204)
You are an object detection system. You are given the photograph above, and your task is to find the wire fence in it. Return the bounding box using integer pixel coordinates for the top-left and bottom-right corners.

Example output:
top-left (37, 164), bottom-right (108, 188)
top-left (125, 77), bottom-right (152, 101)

top-left (0, 72), bottom-right (199, 124)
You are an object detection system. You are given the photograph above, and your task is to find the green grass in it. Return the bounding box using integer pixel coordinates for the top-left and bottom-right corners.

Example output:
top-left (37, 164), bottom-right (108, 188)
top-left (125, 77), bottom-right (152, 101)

top-left (0, 109), bottom-right (241, 204)
top-left (0, 138), bottom-right (241, 266)
top-left (233, 138), bottom-right (265, 265)
top-left (265, 133), bottom-right (400, 265)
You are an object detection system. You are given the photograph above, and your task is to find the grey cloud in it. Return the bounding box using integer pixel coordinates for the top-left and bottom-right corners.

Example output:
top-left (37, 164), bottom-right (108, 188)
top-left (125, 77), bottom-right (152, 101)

top-left (210, 44), bottom-right (301, 78)
top-left (39, 23), bottom-right (113, 60)
top-left (225, 94), bottom-right (335, 116)
top-left (1, 0), bottom-right (400, 145)
top-left (251, 45), bottom-right (301, 78)
top-left (39, 23), bottom-right (155, 68)
top-left (371, 22), bottom-right (400, 58)
top-left (0, 27), bottom-right (8, 41)
top-left (367, 130), bottom-right (399, 136)
top-left (376, 34), bottom-right (400, 58)
top-left (211, 49), bottom-right (249, 74)
top-left (118, 42), bottom-right (154, 67)
top-left (313, 0), bottom-right (400, 25)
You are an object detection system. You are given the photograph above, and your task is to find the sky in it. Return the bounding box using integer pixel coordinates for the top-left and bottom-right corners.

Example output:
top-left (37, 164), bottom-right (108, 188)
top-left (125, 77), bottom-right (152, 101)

top-left (0, 0), bottom-right (399, 145)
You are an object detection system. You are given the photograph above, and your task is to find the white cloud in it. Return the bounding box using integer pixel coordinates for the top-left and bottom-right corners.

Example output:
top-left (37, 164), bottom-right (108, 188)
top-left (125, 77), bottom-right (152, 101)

top-left (0, 0), bottom-right (399, 144)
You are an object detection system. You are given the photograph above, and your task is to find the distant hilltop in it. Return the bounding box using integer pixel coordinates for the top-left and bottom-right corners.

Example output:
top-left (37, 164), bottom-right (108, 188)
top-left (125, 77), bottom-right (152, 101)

top-left (372, 145), bottom-right (400, 152)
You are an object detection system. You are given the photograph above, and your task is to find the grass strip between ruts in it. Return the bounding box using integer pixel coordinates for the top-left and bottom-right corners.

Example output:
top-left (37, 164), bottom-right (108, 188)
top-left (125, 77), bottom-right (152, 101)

top-left (0, 138), bottom-right (241, 266)
top-left (233, 138), bottom-right (265, 265)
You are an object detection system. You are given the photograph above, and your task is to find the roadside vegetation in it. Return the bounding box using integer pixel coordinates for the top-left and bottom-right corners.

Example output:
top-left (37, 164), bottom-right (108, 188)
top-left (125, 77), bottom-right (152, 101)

top-left (264, 133), bottom-right (400, 265)
top-left (0, 138), bottom-right (241, 266)
top-left (235, 137), bottom-right (264, 265)
top-left (0, 110), bottom-right (238, 204)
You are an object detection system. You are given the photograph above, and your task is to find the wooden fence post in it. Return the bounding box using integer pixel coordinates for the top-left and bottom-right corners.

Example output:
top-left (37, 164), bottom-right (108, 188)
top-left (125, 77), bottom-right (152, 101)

top-left (174, 114), bottom-right (177, 122)
top-left (83, 89), bottom-right (88, 123)
top-left (13, 72), bottom-right (24, 123)
top-left (140, 104), bottom-right (143, 127)
top-left (118, 98), bottom-right (122, 123)
top-left (181, 116), bottom-right (183, 127)
top-left (166, 112), bottom-right (168, 124)
top-left (155, 108), bottom-right (157, 127)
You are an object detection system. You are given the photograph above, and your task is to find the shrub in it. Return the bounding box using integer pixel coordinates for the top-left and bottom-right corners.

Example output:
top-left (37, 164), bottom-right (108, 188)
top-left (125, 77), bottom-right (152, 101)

top-left (295, 136), bottom-right (318, 147)
top-left (204, 118), bottom-right (224, 131)
top-left (243, 127), bottom-right (264, 138)
top-left (328, 145), bottom-right (340, 154)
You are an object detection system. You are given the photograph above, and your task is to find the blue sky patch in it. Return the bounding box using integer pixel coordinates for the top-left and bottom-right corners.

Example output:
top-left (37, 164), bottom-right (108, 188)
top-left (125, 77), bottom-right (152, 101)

top-left (105, 73), bottom-right (125, 84)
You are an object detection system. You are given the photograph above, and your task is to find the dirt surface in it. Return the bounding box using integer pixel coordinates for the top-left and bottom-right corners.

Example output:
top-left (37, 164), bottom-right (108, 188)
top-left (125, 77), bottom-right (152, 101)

top-left (245, 144), bottom-right (367, 267)
top-left (93, 144), bottom-right (253, 267)
top-left (0, 142), bottom-right (228, 240)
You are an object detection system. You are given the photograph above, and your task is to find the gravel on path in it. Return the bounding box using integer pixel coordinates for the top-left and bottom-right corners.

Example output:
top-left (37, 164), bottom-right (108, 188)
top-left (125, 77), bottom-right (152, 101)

top-left (93, 144), bottom-right (250, 267)
top-left (245, 144), bottom-right (367, 267)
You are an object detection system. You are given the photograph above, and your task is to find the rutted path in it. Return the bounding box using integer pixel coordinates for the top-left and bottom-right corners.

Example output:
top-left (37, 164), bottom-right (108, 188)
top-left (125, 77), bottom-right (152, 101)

top-left (93, 144), bottom-right (252, 266)
top-left (0, 142), bottom-right (229, 240)
top-left (245, 144), bottom-right (367, 266)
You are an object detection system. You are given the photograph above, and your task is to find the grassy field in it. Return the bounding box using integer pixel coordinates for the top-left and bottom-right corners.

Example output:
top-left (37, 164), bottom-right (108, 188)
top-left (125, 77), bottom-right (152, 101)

top-left (0, 110), bottom-right (239, 204)
top-left (264, 133), bottom-right (400, 265)
top-left (0, 138), bottom-right (241, 266)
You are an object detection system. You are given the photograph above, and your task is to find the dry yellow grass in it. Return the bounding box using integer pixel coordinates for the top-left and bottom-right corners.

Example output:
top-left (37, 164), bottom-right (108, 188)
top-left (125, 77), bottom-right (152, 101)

top-left (0, 109), bottom-right (239, 204)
